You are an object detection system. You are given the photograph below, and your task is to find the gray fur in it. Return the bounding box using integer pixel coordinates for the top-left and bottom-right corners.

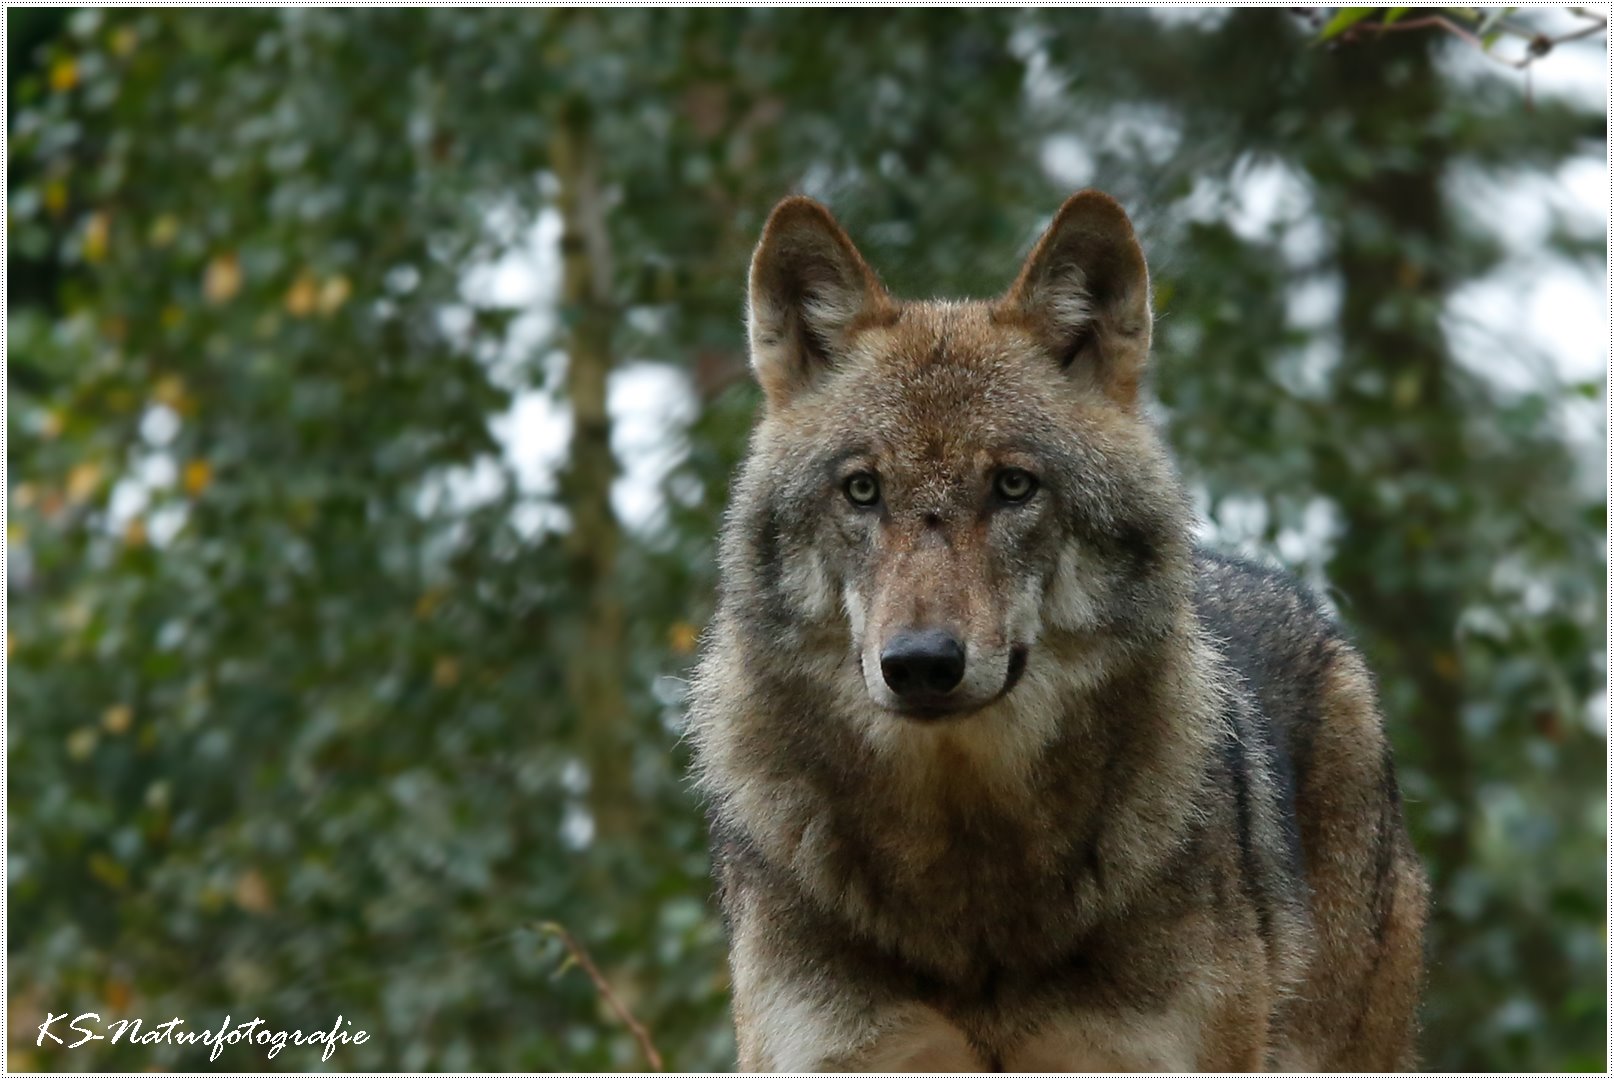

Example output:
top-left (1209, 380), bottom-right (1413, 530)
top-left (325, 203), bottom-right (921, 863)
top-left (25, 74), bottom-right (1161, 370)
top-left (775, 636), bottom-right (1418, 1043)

top-left (690, 192), bottom-right (1427, 1070)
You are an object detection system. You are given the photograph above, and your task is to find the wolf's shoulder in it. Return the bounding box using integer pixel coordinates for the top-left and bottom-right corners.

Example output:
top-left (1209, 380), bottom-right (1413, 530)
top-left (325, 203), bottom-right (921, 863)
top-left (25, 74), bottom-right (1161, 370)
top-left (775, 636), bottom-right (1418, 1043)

top-left (1190, 547), bottom-right (1344, 647)
top-left (1189, 546), bottom-right (1373, 781)
top-left (1190, 546), bottom-right (1359, 698)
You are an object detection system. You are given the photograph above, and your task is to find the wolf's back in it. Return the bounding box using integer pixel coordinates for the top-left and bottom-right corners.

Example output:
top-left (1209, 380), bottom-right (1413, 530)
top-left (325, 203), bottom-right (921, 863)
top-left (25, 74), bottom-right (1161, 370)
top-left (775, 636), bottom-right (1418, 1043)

top-left (1193, 549), bottom-right (1428, 1069)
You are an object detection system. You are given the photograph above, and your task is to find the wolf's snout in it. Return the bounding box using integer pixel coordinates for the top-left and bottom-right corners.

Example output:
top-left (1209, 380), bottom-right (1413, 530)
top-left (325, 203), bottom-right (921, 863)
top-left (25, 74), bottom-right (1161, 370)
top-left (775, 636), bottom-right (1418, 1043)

top-left (880, 629), bottom-right (967, 699)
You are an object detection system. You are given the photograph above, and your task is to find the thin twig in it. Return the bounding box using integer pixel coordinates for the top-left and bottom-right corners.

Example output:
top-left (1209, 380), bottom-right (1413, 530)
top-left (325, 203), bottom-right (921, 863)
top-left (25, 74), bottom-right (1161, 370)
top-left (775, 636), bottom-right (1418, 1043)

top-left (1363, 14), bottom-right (1491, 51)
top-left (1346, 10), bottom-right (1608, 74)
top-left (536, 921), bottom-right (665, 1071)
top-left (1545, 18), bottom-right (1610, 46)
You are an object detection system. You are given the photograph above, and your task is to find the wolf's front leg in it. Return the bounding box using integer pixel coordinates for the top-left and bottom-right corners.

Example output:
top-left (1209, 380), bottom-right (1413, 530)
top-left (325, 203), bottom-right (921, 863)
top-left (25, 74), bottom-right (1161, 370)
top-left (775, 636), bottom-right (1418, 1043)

top-left (735, 994), bottom-right (981, 1071)
top-left (1001, 977), bottom-right (1269, 1071)
top-left (734, 993), bottom-right (981, 1072)
top-left (728, 924), bottom-right (981, 1071)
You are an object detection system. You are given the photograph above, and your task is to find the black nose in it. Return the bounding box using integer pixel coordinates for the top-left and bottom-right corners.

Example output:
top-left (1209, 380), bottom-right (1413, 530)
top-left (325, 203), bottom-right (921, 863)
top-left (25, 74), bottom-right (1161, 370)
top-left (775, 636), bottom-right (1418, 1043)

top-left (880, 630), bottom-right (967, 697)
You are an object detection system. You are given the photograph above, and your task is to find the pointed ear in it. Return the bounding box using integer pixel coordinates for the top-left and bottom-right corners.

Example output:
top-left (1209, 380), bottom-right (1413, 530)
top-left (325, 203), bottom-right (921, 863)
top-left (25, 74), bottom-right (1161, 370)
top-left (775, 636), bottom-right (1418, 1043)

top-left (747, 196), bottom-right (892, 407)
top-left (998, 190), bottom-right (1152, 407)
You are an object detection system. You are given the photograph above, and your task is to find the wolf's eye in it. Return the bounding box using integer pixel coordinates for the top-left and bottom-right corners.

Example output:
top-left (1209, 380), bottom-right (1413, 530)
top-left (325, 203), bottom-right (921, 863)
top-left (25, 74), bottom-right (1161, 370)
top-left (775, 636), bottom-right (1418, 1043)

top-left (994, 468), bottom-right (1038, 503)
top-left (844, 473), bottom-right (881, 507)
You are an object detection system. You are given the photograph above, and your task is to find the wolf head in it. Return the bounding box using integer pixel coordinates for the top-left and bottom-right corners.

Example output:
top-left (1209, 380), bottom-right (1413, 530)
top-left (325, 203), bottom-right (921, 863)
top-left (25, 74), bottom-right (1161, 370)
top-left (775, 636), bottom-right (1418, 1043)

top-left (724, 192), bottom-right (1193, 749)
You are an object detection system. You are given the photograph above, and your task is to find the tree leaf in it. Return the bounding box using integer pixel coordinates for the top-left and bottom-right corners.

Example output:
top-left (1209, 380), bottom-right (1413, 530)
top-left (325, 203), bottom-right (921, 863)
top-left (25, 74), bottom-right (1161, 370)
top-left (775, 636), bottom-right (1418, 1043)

top-left (1318, 8), bottom-right (1378, 41)
top-left (1476, 7), bottom-right (1512, 36)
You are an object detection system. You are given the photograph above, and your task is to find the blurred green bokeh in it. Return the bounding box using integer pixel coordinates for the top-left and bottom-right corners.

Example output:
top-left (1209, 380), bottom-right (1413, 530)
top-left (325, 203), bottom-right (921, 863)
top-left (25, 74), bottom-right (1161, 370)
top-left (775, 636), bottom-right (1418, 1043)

top-left (7, 8), bottom-right (1606, 1071)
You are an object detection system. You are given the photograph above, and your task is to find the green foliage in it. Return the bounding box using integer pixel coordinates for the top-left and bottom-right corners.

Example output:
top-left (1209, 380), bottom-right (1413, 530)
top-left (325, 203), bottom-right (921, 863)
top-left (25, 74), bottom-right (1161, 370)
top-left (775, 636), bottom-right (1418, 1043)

top-left (1311, 6), bottom-right (1610, 63)
top-left (1318, 8), bottom-right (1379, 41)
top-left (8, 8), bottom-right (1605, 1070)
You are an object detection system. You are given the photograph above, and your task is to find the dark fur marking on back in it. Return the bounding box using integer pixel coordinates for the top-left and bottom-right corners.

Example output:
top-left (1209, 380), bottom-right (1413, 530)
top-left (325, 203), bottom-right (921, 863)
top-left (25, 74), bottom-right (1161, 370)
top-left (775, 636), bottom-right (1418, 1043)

top-left (1192, 547), bottom-right (1345, 884)
top-left (1221, 705), bottom-right (1276, 953)
top-left (1368, 744), bottom-right (1404, 946)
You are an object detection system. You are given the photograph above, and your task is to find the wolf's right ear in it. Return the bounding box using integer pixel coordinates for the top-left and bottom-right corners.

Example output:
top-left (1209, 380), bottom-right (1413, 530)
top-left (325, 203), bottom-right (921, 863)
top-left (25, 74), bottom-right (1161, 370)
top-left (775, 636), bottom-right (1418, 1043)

top-left (999, 191), bottom-right (1152, 407)
top-left (747, 197), bottom-right (892, 407)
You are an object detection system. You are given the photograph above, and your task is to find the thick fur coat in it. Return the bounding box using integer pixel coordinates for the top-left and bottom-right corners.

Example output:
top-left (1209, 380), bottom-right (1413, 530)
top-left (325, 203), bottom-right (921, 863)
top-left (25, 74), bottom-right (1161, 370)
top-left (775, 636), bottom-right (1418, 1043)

top-left (689, 192), bottom-right (1427, 1070)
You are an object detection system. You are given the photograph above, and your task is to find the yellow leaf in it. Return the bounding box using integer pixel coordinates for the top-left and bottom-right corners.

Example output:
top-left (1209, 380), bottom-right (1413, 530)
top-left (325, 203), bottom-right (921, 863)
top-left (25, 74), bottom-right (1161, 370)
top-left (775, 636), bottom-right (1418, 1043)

top-left (415, 587), bottom-right (448, 619)
top-left (152, 374), bottom-right (190, 412)
top-left (182, 459), bottom-right (213, 497)
top-left (102, 704), bottom-right (134, 735)
top-left (433, 656), bottom-right (462, 688)
top-left (59, 598), bottom-right (92, 633)
top-left (13, 483), bottom-right (36, 509)
top-left (283, 272), bottom-right (318, 317)
top-left (202, 252), bottom-right (242, 304)
top-left (49, 57), bottom-right (78, 93)
top-left (82, 210), bottom-right (110, 264)
top-left (122, 517), bottom-right (147, 547)
top-left (110, 26), bottom-right (139, 57)
top-left (66, 727), bottom-right (99, 761)
top-left (43, 180), bottom-right (68, 218)
top-left (103, 978), bottom-right (132, 1012)
top-left (7, 523), bottom-right (25, 545)
top-left (66, 461), bottom-right (103, 503)
top-left (668, 620), bottom-right (699, 655)
top-left (317, 275), bottom-right (352, 315)
top-left (148, 213), bottom-right (179, 248)
top-left (233, 868), bottom-right (274, 914)
top-left (1392, 372), bottom-right (1421, 409)
top-left (41, 409), bottom-right (65, 439)
top-left (88, 853), bottom-right (128, 890)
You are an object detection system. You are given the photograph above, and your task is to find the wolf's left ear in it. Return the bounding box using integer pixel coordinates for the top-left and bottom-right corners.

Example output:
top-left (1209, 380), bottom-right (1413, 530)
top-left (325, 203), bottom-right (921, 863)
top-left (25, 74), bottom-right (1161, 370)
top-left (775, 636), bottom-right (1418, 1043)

top-left (999, 191), bottom-right (1152, 407)
top-left (747, 196), bottom-right (892, 407)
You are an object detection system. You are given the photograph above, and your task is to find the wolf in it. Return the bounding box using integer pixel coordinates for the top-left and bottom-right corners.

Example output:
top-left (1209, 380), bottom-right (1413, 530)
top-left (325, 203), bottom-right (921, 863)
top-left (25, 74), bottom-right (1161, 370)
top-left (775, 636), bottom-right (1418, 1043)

top-left (688, 191), bottom-right (1427, 1071)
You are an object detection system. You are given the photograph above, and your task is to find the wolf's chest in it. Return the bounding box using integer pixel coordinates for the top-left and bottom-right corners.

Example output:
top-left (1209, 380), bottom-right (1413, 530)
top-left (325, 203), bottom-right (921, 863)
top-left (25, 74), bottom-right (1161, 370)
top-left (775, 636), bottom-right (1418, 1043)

top-left (816, 807), bottom-right (1100, 978)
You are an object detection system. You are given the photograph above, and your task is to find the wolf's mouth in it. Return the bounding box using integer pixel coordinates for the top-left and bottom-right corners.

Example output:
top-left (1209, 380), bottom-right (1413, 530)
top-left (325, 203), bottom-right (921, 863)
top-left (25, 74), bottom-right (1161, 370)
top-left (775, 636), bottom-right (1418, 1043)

top-left (888, 644), bottom-right (1031, 722)
top-left (1003, 644), bottom-right (1029, 693)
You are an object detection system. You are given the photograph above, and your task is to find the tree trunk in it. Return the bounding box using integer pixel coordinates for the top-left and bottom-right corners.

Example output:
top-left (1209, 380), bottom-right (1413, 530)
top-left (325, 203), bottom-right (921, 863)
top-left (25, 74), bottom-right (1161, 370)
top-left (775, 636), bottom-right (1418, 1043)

top-left (1325, 30), bottom-right (1475, 885)
top-left (552, 102), bottom-right (636, 843)
top-left (1319, 34), bottom-right (1483, 1067)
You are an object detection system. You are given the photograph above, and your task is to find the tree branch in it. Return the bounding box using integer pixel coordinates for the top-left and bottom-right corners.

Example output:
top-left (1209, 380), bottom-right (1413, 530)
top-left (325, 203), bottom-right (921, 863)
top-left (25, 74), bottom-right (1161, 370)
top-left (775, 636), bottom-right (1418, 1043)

top-left (1331, 8), bottom-right (1608, 74)
top-left (537, 922), bottom-right (665, 1071)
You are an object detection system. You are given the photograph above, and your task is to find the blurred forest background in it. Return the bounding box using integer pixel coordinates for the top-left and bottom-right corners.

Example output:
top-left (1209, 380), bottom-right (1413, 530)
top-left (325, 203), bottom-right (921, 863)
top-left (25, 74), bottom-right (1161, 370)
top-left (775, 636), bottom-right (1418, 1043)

top-left (6, 7), bottom-right (1607, 1071)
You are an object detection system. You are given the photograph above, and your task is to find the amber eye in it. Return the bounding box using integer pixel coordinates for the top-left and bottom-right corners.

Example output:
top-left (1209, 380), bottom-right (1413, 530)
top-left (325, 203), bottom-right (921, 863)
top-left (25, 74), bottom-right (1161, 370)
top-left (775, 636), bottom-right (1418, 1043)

top-left (994, 468), bottom-right (1038, 502)
top-left (844, 472), bottom-right (881, 507)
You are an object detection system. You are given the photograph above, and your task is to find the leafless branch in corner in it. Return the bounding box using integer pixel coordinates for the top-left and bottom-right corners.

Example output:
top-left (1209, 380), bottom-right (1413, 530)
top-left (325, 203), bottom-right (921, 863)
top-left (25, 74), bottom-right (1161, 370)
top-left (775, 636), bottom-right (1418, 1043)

top-left (1314, 7), bottom-right (1608, 75)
